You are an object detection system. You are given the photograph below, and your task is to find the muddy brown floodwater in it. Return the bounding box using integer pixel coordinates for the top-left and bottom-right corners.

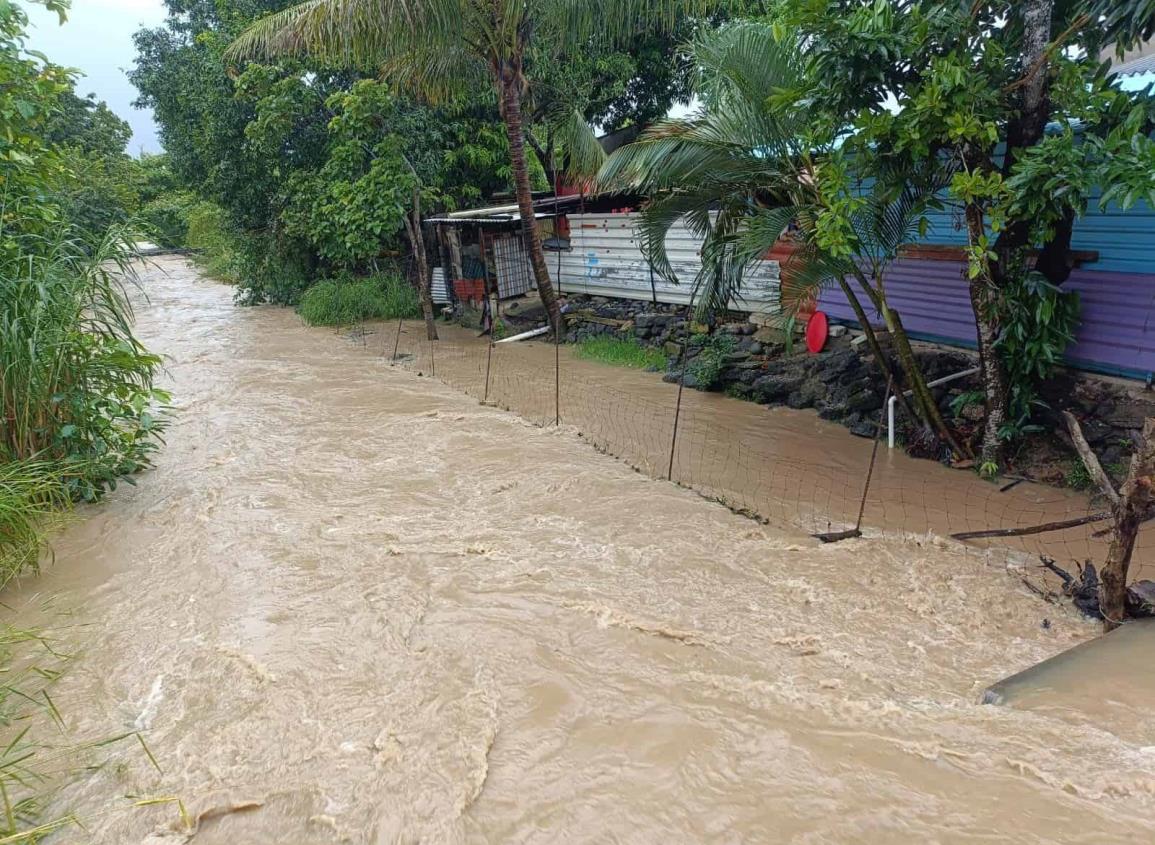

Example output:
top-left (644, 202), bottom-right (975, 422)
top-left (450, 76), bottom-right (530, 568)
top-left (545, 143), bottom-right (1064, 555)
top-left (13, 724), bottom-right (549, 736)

top-left (12, 257), bottom-right (1155, 843)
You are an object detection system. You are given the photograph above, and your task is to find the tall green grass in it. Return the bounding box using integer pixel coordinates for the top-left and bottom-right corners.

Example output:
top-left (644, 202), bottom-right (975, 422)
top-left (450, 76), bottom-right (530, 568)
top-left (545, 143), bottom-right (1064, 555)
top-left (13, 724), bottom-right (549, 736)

top-left (573, 335), bottom-right (668, 370)
top-left (0, 462), bottom-right (70, 590)
top-left (298, 274), bottom-right (421, 327)
top-left (0, 227), bottom-right (170, 839)
top-left (0, 227), bottom-right (168, 503)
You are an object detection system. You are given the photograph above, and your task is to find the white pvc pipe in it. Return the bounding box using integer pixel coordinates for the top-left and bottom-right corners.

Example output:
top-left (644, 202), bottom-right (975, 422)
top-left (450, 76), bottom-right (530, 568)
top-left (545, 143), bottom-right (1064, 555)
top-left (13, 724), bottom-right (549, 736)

top-left (495, 325), bottom-right (551, 344)
top-left (886, 367), bottom-right (981, 449)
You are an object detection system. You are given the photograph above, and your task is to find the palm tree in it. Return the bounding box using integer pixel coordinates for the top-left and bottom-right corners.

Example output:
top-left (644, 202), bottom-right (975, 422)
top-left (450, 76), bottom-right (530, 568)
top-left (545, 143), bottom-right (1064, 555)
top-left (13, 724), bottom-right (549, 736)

top-left (226, 0), bottom-right (719, 332)
top-left (598, 20), bottom-right (963, 453)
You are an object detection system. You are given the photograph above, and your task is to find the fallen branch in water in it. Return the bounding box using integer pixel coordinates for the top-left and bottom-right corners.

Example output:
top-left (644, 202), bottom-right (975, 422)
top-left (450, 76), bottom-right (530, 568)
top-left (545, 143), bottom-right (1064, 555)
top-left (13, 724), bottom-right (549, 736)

top-left (951, 511), bottom-right (1112, 541)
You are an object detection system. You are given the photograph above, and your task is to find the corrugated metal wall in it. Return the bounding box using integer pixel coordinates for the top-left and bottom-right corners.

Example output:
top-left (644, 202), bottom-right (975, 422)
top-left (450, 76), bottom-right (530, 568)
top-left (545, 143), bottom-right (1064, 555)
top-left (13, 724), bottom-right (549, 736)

top-left (917, 198), bottom-right (1155, 275)
top-left (818, 259), bottom-right (1155, 379)
top-left (555, 213), bottom-right (780, 313)
top-left (491, 235), bottom-right (535, 299)
top-left (431, 268), bottom-right (450, 304)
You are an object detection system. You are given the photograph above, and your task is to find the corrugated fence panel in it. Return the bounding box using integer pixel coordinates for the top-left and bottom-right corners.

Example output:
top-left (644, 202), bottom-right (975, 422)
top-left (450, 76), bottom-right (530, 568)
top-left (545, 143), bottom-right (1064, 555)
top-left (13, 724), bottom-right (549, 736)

top-left (492, 235), bottom-right (534, 299)
top-left (556, 212), bottom-right (780, 313)
top-left (1065, 269), bottom-right (1155, 376)
top-left (917, 198), bottom-right (1155, 276)
top-left (431, 268), bottom-right (450, 304)
top-left (818, 259), bottom-right (1155, 378)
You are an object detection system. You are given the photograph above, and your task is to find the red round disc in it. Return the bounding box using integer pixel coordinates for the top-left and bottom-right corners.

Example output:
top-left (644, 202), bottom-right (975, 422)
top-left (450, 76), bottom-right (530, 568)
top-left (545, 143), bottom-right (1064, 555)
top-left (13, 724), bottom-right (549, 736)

top-left (806, 310), bottom-right (829, 354)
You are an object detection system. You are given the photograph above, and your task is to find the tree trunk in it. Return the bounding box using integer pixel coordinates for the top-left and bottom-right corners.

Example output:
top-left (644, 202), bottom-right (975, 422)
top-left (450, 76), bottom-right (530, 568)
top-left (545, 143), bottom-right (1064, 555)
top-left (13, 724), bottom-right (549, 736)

top-left (1063, 414), bottom-right (1155, 631)
top-left (1102, 420), bottom-right (1155, 630)
top-left (882, 304), bottom-right (967, 458)
top-left (962, 200), bottom-right (1010, 469)
top-left (405, 187), bottom-right (437, 342)
top-left (498, 68), bottom-right (565, 332)
top-left (835, 276), bottom-right (920, 425)
top-left (445, 226), bottom-right (464, 285)
top-left (960, 0), bottom-right (1055, 469)
top-left (845, 267), bottom-right (963, 454)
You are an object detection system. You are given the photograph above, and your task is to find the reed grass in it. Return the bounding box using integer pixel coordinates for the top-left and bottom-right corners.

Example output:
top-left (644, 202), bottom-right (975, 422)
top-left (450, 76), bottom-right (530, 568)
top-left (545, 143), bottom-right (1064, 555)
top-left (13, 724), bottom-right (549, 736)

top-left (0, 227), bottom-right (167, 502)
top-left (0, 462), bottom-right (71, 591)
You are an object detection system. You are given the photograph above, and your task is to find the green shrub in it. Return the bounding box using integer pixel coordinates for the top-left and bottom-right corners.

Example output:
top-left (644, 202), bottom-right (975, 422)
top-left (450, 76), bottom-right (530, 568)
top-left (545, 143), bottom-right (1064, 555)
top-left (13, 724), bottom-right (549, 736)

top-left (574, 335), bottom-right (668, 370)
top-left (298, 274), bottom-right (420, 327)
top-left (687, 332), bottom-right (736, 389)
top-left (186, 202), bottom-right (241, 282)
top-left (232, 234), bottom-right (313, 307)
top-left (0, 460), bottom-right (70, 588)
top-left (138, 191), bottom-right (197, 248)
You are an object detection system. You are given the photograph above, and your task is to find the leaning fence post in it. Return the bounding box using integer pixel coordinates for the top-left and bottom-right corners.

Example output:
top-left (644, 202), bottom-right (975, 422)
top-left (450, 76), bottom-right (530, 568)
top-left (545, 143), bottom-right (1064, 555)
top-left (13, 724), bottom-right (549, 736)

top-left (391, 314), bottom-right (403, 363)
top-left (483, 337), bottom-right (494, 404)
top-left (854, 378), bottom-right (892, 533)
top-left (554, 312), bottom-right (561, 426)
top-left (667, 335), bottom-right (690, 481)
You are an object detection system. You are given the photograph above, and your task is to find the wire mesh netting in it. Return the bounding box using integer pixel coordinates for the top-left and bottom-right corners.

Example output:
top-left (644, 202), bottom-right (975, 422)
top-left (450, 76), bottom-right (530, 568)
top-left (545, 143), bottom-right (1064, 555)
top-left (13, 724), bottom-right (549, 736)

top-left (364, 318), bottom-right (1151, 592)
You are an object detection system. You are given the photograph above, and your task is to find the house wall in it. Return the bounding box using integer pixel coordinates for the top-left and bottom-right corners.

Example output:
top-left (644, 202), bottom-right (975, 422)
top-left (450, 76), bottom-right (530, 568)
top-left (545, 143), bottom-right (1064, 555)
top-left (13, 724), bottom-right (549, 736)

top-left (818, 199), bottom-right (1155, 379)
top-left (555, 212), bottom-right (781, 314)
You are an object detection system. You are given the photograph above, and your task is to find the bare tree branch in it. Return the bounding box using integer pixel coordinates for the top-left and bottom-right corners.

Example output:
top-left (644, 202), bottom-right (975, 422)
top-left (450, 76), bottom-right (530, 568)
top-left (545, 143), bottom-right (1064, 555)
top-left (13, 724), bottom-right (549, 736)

top-left (1062, 410), bottom-right (1121, 507)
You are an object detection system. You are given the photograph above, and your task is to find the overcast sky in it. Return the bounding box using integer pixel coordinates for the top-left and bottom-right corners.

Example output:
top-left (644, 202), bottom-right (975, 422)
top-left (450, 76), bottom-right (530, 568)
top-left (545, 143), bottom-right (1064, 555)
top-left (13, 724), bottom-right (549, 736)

top-left (26, 0), bottom-right (168, 155)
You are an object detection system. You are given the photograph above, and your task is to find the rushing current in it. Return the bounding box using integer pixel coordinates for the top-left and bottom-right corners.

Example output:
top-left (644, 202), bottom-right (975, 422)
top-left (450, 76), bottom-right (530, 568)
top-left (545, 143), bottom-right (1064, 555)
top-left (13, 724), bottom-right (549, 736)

top-left (11, 256), bottom-right (1155, 843)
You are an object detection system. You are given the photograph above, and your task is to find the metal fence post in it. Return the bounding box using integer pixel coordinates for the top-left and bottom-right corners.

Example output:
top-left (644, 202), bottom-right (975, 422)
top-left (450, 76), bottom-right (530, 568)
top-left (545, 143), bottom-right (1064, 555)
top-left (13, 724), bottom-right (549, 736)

top-left (667, 339), bottom-right (690, 481)
top-left (391, 314), bottom-right (403, 362)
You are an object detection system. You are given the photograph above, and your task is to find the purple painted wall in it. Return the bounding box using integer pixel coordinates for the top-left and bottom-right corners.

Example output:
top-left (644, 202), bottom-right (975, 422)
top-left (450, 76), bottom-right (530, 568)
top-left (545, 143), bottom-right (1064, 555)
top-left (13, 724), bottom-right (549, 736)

top-left (817, 258), bottom-right (1155, 379)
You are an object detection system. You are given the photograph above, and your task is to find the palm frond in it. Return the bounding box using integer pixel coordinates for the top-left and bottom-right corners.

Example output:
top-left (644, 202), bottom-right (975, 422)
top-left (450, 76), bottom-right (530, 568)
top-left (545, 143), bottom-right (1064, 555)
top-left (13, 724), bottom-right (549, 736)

top-left (601, 20), bottom-right (814, 314)
top-left (225, 0), bottom-right (464, 75)
top-left (550, 0), bottom-right (725, 47)
top-left (634, 190), bottom-right (717, 282)
top-left (547, 108), bottom-right (606, 182)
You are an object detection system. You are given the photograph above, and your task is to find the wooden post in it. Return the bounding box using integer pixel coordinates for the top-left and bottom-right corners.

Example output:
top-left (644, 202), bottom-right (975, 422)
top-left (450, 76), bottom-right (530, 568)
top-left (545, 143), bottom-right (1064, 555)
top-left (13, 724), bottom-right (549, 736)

top-left (1063, 412), bottom-right (1155, 630)
top-left (445, 226), bottom-right (464, 294)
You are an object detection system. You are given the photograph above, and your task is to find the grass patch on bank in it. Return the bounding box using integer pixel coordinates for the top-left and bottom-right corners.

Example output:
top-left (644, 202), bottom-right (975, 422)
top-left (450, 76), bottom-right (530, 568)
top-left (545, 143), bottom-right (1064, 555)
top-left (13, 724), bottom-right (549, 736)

top-left (0, 462), bottom-right (71, 590)
top-left (573, 335), bottom-right (668, 370)
top-left (298, 275), bottom-right (421, 327)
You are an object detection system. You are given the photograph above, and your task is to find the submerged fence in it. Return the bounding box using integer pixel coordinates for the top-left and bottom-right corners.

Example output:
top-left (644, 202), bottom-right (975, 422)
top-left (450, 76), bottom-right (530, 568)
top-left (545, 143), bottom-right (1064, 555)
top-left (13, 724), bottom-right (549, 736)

top-left (363, 319), bottom-right (1152, 592)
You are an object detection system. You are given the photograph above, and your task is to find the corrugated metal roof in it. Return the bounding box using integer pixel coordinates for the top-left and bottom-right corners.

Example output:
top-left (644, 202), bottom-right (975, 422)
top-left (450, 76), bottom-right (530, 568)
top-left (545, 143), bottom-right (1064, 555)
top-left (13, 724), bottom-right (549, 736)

top-left (555, 212), bottom-right (780, 313)
top-left (427, 194), bottom-right (590, 226)
top-left (1103, 40), bottom-right (1155, 77)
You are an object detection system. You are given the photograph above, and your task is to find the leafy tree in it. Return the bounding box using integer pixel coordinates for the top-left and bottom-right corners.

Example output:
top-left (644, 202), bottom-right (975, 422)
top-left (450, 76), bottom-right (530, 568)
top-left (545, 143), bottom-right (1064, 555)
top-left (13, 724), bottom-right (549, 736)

top-left (0, 0), bottom-right (74, 256)
top-left (42, 90), bottom-right (131, 153)
top-left (599, 21), bottom-right (959, 449)
top-left (133, 0), bottom-right (514, 314)
top-left (226, 0), bottom-right (729, 332)
top-left (775, 0), bottom-right (1155, 470)
top-left (131, 2), bottom-right (302, 232)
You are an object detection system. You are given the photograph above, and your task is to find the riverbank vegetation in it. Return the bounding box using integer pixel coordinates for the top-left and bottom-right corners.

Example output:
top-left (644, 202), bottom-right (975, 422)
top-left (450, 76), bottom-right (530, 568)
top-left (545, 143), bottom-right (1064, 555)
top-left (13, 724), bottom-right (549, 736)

top-left (573, 337), bottom-right (668, 371)
top-left (0, 2), bottom-right (170, 835)
top-left (128, 0), bottom-right (727, 322)
top-left (298, 274), bottom-right (421, 328)
top-left (0, 0), bottom-right (168, 563)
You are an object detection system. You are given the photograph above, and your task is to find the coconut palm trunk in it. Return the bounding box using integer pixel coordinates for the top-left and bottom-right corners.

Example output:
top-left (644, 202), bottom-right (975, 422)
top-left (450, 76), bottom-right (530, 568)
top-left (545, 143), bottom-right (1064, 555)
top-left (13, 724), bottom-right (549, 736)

top-left (498, 63), bottom-right (565, 332)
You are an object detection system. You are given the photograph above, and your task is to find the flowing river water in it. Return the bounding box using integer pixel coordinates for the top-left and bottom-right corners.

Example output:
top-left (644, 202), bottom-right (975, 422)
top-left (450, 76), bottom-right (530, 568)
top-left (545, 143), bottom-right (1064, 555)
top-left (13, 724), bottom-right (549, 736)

top-left (11, 257), bottom-right (1155, 843)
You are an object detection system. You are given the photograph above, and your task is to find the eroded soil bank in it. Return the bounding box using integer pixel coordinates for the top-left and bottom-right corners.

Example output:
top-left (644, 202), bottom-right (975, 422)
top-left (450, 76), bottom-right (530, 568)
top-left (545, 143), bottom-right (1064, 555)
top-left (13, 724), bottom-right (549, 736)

top-left (12, 257), bottom-right (1155, 843)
